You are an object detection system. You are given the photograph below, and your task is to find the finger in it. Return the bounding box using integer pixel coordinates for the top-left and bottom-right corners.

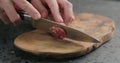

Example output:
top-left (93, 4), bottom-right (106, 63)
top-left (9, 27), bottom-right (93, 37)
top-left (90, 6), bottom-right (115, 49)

top-left (13, 0), bottom-right (41, 20)
top-left (0, 8), bottom-right (11, 24)
top-left (0, 0), bottom-right (20, 25)
top-left (58, 0), bottom-right (75, 25)
top-left (31, 0), bottom-right (48, 18)
top-left (45, 0), bottom-right (63, 22)
top-left (40, 0), bottom-right (47, 6)
top-left (13, 2), bottom-right (22, 10)
top-left (0, 12), bottom-right (11, 24)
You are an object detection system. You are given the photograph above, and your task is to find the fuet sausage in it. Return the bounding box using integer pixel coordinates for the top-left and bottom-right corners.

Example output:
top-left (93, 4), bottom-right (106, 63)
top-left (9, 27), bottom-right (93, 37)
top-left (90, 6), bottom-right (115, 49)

top-left (49, 26), bottom-right (67, 39)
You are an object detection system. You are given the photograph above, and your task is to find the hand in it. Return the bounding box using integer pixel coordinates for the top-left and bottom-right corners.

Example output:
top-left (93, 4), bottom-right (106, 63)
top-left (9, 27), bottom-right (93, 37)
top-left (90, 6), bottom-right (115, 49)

top-left (34, 0), bottom-right (75, 25)
top-left (0, 0), bottom-right (74, 25)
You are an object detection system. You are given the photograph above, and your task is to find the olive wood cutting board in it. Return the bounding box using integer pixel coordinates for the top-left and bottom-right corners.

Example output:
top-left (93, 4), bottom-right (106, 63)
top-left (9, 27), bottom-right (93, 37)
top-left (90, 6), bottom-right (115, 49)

top-left (14, 13), bottom-right (115, 59)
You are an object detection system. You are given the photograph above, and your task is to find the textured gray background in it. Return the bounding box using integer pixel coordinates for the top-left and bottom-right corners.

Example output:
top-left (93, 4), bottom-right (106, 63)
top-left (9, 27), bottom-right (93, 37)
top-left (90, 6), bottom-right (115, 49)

top-left (0, 0), bottom-right (120, 63)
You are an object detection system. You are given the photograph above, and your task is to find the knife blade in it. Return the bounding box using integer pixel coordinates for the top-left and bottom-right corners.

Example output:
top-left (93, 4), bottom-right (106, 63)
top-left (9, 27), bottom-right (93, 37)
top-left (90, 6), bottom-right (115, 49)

top-left (33, 18), bottom-right (100, 43)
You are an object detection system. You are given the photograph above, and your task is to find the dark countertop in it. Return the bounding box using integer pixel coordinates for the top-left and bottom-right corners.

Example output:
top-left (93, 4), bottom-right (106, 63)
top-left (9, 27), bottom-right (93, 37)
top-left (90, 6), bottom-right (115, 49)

top-left (0, 0), bottom-right (120, 63)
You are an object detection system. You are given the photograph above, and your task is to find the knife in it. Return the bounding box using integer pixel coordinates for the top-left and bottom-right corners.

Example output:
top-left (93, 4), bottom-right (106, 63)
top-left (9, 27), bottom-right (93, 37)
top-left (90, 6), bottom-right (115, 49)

top-left (33, 18), bottom-right (100, 43)
top-left (18, 11), bottom-right (100, 43)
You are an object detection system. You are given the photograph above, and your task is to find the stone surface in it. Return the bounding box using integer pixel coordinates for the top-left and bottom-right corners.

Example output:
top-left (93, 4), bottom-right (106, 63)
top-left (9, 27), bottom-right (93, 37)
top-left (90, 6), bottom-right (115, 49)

top-left (0, 0), bottom-right (120, 63)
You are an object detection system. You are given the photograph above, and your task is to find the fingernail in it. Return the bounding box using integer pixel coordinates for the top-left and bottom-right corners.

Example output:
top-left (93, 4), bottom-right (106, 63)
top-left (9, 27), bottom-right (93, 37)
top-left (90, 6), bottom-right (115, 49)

top-left (34, 13), bottom-right (41, 20)
top-left (42, 12), bottom-right (47, 18)
top-left (57, 16), bottom-right (63, 23)
top-left (64, 20), bottom-right (71, 25)
top-left (65, 16), bottom-right (75, 25)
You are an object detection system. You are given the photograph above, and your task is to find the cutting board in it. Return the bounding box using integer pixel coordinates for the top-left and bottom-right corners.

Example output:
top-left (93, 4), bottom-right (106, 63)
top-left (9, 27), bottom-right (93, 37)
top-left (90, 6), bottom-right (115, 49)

top-left (14, 13), bottom-right (115, 59)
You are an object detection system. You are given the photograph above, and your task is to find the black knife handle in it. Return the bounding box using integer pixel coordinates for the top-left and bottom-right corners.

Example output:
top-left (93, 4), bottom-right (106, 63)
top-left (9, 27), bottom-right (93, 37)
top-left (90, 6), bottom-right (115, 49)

top-left (17, 10), bottom-right (25, 20)
top-left (27, 0), bottom-right (31, 3)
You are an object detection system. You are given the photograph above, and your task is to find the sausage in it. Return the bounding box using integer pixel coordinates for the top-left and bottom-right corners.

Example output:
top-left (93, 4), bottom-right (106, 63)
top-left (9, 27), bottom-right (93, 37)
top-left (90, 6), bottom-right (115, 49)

top-left (49, 26), bottom-right (67, 39)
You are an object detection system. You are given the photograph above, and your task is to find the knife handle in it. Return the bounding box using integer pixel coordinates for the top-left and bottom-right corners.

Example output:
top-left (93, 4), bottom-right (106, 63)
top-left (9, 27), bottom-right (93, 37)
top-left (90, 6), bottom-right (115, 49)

top-left (17, 10), bottom-right (25, 20)
top-left (16, 10), bottom-right (34, 22)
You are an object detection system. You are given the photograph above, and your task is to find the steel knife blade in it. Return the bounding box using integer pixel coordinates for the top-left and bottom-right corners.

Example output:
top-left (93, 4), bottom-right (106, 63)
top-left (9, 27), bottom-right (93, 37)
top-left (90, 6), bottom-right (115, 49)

top-left (33, 18), bottom-right (100, 43)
